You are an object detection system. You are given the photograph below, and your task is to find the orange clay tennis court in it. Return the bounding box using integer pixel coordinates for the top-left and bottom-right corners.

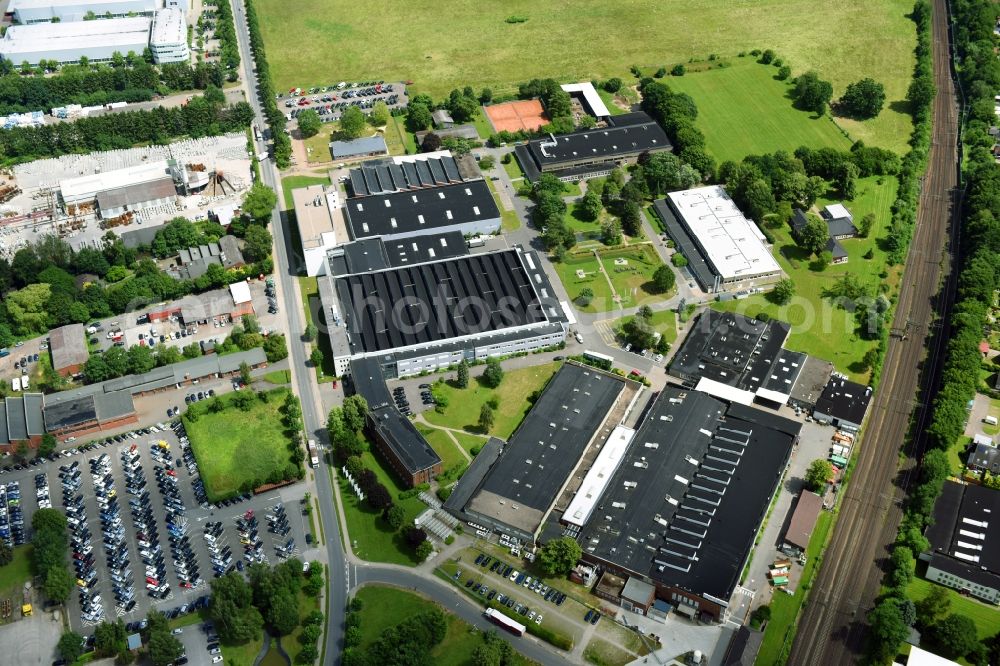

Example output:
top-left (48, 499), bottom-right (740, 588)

top-left (484, 100), bottom-right (549, 133)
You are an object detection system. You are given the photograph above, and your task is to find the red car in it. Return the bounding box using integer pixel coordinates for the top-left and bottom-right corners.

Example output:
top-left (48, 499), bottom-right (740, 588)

top-left (146, 576), bottom-right (158, 586)
top-left (629, 369), bottom-right (641, 377)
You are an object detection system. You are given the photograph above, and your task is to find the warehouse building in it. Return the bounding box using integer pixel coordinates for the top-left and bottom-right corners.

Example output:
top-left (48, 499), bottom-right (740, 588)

top-left (0, 16), bottom-right (152, 66)
top-left (812, 374), bottom-right (872, 431)
top-left (514, 111), bottom-right (670, 182)
top-left (349, 357), bottom-right (442, 487)
top-left (149, 7), bottom-right (189, 64)
top-left (0, 394), bottom-right (45, 452)
top-left (579, 388), bottom-right (800, 623)
top-left (49, 322), bottom-right (89, 377)
top-left (329, 136), bottom-right (388, 161)
top-left (146, 282), bottom-right (255, 326)
top-left (324, 247), bottom-right (568, 378)
top-left (346, 152), bottom-right (478, 197)
top-left (668, 310), bottom-right (806, 407)
top-left (326, 231), bottom-right (468, 276)
top-left (446, 362), bottom-right (633, 544)
top-left (42, 391), bottom-right (137, 440)
top-left (343, 180), bottom-right (500, 242)
top-left (173, 235), bottom-right (244, 280)
top-left (782, 491), bottom-right (823, 555)
top-left (653, 186), bottom-right (782, 293)
top-left (9, 0), bottom-right (156, 24)
top-left (922, 481), bottom-right (1000, 605)
top-left (60, 160), bottom-right (177, 218)
top-left (293, 184), bottom-right (342, 277)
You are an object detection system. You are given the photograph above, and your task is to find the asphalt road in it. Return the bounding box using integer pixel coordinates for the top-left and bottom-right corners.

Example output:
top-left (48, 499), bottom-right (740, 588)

top-left (787, 0), bottom-right (962, 661)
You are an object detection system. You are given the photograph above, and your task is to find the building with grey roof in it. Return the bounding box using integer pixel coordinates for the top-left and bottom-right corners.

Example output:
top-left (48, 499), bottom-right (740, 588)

top-left (96, 177), bottom-right (178, 219)
top-left (173, 235), bottom-right (245, 279)
top-left (0, 394), bottom-right (45, 450)
top-left (326, 231), bottom-right (469, 276)
top-left (347, 153), bottom-right (471, 197)
top-left (49, 323), bottom-right (88, 377)
top-left (329, 136), bottom-right (388, 161)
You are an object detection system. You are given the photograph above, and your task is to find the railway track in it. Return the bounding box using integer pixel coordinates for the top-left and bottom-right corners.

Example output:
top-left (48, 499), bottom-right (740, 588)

top-left (786, 0), bottom-right (962, 662)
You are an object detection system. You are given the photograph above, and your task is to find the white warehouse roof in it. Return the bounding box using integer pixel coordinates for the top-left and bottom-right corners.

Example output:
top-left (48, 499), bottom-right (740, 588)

top-left (563, 425), bottom-right (635, 528)
top-left (229, 281), bottom-right (252, 305)
top-left (667, 185), bottom-right (781, 281)
top-left (151, 7), bottom-right (187, 45)
top-left (61, 160), bottom-right (172, 205)
top-left (0, 17), bottom-right (152, 60)
top-left (561, 82), bottom-right (612, 119)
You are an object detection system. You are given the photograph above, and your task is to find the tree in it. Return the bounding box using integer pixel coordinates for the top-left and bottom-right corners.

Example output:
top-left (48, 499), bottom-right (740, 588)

top-left (915, 585), bottom-right (950, 629)
top-left (622, 315), bottom-right (656, 350)
top-left (297, 109), bottom-right (321, 138)
top-left (421, 132), bottom-right (443, 153)
top-left (406, 103), bottom-right (433, 132)
top-left (796, 213), bottom-right (830, 257)
top-left (889, 545), bottom-right (916, 588)
top-left (839, 78), bottom-right (885, 118)
top-left (304, 323), bottom-right (318, 342)
top-left (482, 358), bottom-right (504, 388)
top-left (366, 483), bottom-right (392, 512)
top-left (600, 219), bottom-right (622, 246)
top-left (242, 224), bottom-right (273, 263)
top-left (403, 526), bottom-right (427, 549)
top-left (538, 537), bottom-right (582, 576)
top-left (266, 588), bottom-right (299, 636)
top-left (58, 632), bottom-right (85, 663)
top-left (671, 64), bottom-right (686, 76)
top-left (243, 183), bottom-right (278, 222)
top-left (44, 564), bottom-right (74, 602)
top-left (576, 287), bottom-right (594, 307)
top-left (416, 540), bottom-right (434, 560)
top-left (776, 65), bottom-right (792, 80)
top-left (479, 403), bottom-right (495, 433)
top-left (792, 71), bottom-right (834, 115)
top-left (385, 504), bottom-right (405, 529)
top-left (907, 74), bottom-right (936, 112)
top-left (38, 433), bottom-right (57, 458)
top-left (652, 265), bottom-right (675, 293)
top-left (342, 394), bottom-right (369, 432)
top-left (339, 106), bottom-right (366, 139)
top-left (127, 344), bottom-right (155, 374)
top-left (759, 49), bottom-right (776, 64)
top-left (930, 614), bottom-right (979, 659)
top-left (148, 630), bottom-right (185, 666)
top-left (671, 253), bottom-right (688, 267)
top-left (310, 347), bottom-right (324, 368)
top-left (603, 78), bottom-right (622, 93)
top-left (771, 278), bottom-right (795, 305)
top-left (93, 620), bottom-right (128, 658)
top-left (263, 334), bottom-right (289, 362)
top-left (804, 458), bottom-right (833, 491)
top-left (867, 597), bottom-right (910, 664)
top-left (858, 212), bottom-right (875, 238)
top-left (456, 360), bottom-right (469, 388)
top-left (32, 507), bottom-right (67, 533)
top-left (369, 101), bottom-right (390, 126)
top-left (576, 190), bottom-right (602, 221)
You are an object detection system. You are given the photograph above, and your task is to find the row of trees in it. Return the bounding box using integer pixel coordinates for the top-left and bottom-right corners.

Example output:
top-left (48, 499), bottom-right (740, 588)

top-left (0, 90), bottom-right (253, 164)
top-left (243, 0), bottom-right (291, 167)
top-left (867, 2), bottom-right (1000, 662)
top-left (343, 600), bottom-right (447, 666)
top-left (31, 508), bottom-right (73, 603)
top-left (639, 79), bottom-right (716, 180)
top-left (207, 0), bottom-right (240, 81)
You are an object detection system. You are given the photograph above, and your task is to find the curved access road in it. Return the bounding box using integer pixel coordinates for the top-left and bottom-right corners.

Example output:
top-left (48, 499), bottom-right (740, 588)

top-left (788, 0), bottom-right (962, 662)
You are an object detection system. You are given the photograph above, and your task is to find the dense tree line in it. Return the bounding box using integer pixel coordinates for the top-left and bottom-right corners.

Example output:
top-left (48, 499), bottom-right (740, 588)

top-left (869, 2), bottom-right (1000, 663)
top-left (0, 93), bottom-right (253, 164)
top-left (343, 607), bottom-right (447, 666)
top-left (0, 56), bottom-right (227, 115)
top-left (243, 0), bottom-right (291, 167)
top-left (31, 508), bottom-right (73, 603)
top-left (639, 79), bottom-right (716, 179)
top-left (205, 0), bottom-right (240, 81)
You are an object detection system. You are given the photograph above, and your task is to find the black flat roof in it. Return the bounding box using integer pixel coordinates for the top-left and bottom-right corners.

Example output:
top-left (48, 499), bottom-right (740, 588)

top-left (581, 388), bottom-right (798, 603)
top-left (335, 250), bottom-right (550, 354)
top-left (524, 112), bottom-right (670, 167)
top-left (464, 363), bottom-right (626, 535)
top-left (343, 180), bottom-right (499, 240)
top-left (669, 310), bottom-right (791, 392)
top-left (349, 357), bottom-right (441, 475)
top-left (348, 155), bottom-right (466, 197)
top-left (814, 375), bottom-right (871, 425)
top-left (927, 481), bottom-right (1000, 575)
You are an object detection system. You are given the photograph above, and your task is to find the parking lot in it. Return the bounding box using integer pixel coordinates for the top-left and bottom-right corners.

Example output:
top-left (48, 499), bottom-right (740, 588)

top-left (0, 421), bottom-right (310, 635)
top-left (282, 81), bottom-right (408, 123)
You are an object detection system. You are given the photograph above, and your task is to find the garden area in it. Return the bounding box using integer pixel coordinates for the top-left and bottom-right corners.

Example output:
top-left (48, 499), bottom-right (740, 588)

top-left (0, 545), bottom-right (32, 625)
top-left (183, 388), bottom-right (303, 501)
top-left (423, 361), bottom-right (559, 439)
top-left (553, 245), bottom-right (671, 313)
top-left (714, 176), bottom-right (899, 382)
top-left (613, 308), bottom-right (678, 348)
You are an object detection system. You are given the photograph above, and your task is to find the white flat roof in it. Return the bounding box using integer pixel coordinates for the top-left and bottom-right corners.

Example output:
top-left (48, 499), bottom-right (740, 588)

top-left (0, 17), bottom-right (151, 56)
top-left (668, 185), bottom-right (781, 280)
top-left (60, 160), bottom-right (171, 201)
top-left (392, 149), bottom-right (453, 164)
top-left (563, 425), bottom-right (635, 528)
top-left (755, 387), bottom-right (791, 405)
top-left (824, 203), bottom-right (852, 219)
top-left (694, 377), bottom-right (755, 406)
top-left (229, 281), bottom-right (252, 305)
top-left (292, 184), bottom-right (338, 248)
top-left (896, 646), bottom-right (960, 666)
top-left (561, 82), bottom-right (612, 118)
top-left (11, 0), bottom-right (150, 8)
top-left (151, 7), bottom-right (186, 44)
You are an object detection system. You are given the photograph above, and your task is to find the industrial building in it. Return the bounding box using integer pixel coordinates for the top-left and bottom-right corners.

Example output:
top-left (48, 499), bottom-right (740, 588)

top-left (342, 180), bottom-right (500, 242)
top-left (445, 362), bottom-right (634, 544)
top-left (49, 322), bottom-right (89, 377)
top-left (578, 387), bottom-right (800, 623)
top-left (346, 152), bottom-right (478, 197)
top-left (60, 160), bottom-right (177, 218)
top-left (322, 247), bottom-right (569, 378)
top-left (326, 231), bottom-right (469, 276)
top-left (791, 207), bottom-right (857, 265)
top-left (149, 7), bottom-right (189, 64)
top-left (8, 0), bottom-right (156, 24)
top-left (514, 111), bottom-right (670, 182)
top-left (560, 82), bottom-right (612, 122)
top-left (0, 16), bottom-right (153, 66)
top-left (349, 357), bottom-right (442, 486)
top-left (922, 481), bottom-right (1000, 605)
top-left (146, 282), bottom-right (254, 326)
top-left (653, 186), bottom-right (782, 293)
top-left (329, 136), bottom-right (388, 161)
top-left (292, 184), bottom-right (341, 277)
top-left (0, 394), bottom-right (45, 452)
top-left (782, 491), bottom-right (823, 555)
top-left (812, 374), bottom-right (871, 431)
top-left (173, 235), bottom-right (244, 280)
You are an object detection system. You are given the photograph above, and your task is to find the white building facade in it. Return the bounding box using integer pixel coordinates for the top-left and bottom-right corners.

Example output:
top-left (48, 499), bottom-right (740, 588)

top-left (10, 0), bottom-right (156, 24)
top-left (149, 7), bottom-right (189, 64)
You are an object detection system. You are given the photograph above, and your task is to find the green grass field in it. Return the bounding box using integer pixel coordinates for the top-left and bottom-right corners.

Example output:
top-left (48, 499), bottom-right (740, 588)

top-left (261, 369), bottom-right (291, 384)
top-left (256, 0), bottom-right (915, 150)
top-left (416, 424), bottom-right (468, 473)
top-left (714, 176), bottom-right (899, 381)
top-left (553, 251), bottom-right (614, 313)
top-left (553, 245), bottom-right (670, 312)
top-left (353, 586), bottom-right (531, 666)
top-left (905, 577), bottom-right (1000, 642)
top-left (613, 308), bottom-right (678, 346)
top-left (665, 60), bottom-right (854, 162)
top-left (183, 388), bottom-right (296, 501)
top-left (424, 362), bottom-right (559, 438)
top-left (0, 545), bottom-right (32, 624)
top-left (338, 450), bottom-right (427, 565)
top-left (484, 178), bottom-right (521, 231)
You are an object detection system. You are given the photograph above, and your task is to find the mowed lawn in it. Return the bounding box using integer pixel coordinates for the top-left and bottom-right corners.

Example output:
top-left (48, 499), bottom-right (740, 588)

top-left (905, 576), bottom-right (1000, 641)
top-left (0, 545), bottom-right (32, 624)
top-left (613, 308), bottom-right (678, 346)
top-left (255, 0), bottom-right (915, 150)
top-left (183, 388), bottom-right (295, 501)
top-left (714, 176), bottom-right (899, 382)
top-left (665, 61), bottom-right (853, 163)
top-left (424, 362), bottom-right (559, 438)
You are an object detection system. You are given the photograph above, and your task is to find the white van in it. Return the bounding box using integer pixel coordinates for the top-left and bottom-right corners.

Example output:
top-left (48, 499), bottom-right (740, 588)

top-left (21, 375), bottom-right (28, 390)
top-left (10, 377), bottom-right (20, 392)
top-left (986, 415), bottom-right (999, 427)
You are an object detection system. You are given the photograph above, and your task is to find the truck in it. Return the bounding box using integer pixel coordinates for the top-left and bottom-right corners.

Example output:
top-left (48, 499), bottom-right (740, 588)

top-left (484, 608), bottom-right (524, 637)
top-left (307, 439), bottom-right (319, 468)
